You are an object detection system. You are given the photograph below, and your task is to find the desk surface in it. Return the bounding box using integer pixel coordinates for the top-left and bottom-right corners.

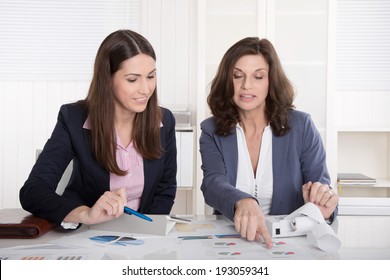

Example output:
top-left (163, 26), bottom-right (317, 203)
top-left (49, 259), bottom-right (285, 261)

top-left (1, 215), bottom-right (389, 260)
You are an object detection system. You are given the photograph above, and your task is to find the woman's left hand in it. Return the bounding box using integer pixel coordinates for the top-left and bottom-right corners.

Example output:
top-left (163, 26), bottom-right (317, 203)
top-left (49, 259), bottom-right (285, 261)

top-left (302, 181), bottom-right (339, 219)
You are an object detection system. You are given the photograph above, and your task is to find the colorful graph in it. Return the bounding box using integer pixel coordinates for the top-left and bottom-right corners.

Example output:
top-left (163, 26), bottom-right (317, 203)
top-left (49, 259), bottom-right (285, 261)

top-left (178, 235), bottom-right (214, 240)
top-left (272, 251), bottom-right (295, 255)
top-left (89, 235), bottom-right (144, 246)
top-left (218, 252), bottom-right (241, 256)
top-left (215, 234), bottom-right (241, 239)
top-left (214, 242), bottom-right (236, 246)
top-left (21, 256), bottom-right (45, 260)
top-left (21, 255), bottom-right (85, 260)
top-left (57, 256), bottom-right (83, 260)
top-left (269, 240), bottom-right (295, 256)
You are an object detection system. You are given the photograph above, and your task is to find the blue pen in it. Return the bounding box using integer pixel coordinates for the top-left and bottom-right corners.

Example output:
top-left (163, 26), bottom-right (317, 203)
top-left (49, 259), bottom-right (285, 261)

top-left (124, 206), bottom-right (153, 222)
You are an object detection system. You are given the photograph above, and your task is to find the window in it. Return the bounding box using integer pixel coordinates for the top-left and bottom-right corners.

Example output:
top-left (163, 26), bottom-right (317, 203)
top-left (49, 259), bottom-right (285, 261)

top-left (0, 0), bottom-right (141, 80)
top-left (335, 0), bottom-right (390, 91)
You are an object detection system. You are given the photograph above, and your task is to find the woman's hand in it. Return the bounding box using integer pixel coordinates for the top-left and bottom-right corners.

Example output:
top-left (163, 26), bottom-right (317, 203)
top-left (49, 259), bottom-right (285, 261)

top-left (234, 198), bottom-right (273, 248)
top-left (63, 187), bottom-right (127, 225)
top-left (302, 181), bottom-right (339, 219)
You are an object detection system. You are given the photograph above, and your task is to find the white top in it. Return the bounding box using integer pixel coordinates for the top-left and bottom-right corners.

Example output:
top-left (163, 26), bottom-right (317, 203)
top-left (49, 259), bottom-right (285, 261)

top-left (235, 124), bottom-right (273, 215)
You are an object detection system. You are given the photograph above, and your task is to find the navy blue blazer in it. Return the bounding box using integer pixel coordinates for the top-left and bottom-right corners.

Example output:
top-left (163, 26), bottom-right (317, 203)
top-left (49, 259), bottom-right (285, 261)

top-left (20, 102), bottom-right (177, 225)
top-left (200, 109), bottom-right (336, 221)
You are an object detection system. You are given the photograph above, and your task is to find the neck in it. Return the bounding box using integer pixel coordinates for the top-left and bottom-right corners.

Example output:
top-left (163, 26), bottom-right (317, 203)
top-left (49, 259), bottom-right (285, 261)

top-left (114, 108), bottom-right (136, 148)
top-left (114, 106), bottom-right (136, 127)
top-left (239, 109), bottom-right (267, 135)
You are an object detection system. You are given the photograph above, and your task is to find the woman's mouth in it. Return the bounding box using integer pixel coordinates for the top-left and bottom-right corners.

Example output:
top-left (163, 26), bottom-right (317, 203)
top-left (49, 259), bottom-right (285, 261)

top-left (133, 96), bottom-right (148, 104)
top-left (239, 94), bottom-right (255, 101)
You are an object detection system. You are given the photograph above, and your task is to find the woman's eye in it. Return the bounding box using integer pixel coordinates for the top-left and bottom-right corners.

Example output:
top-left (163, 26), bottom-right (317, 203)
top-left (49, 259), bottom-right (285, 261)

top-left (147, 75), bottom-right (156, 80)
top-left (233, 75), bottom-right (243, 79)
top-left (127, 79), bottom-right (137, 83)
top-left (255, 76), bottom-right (263, 80)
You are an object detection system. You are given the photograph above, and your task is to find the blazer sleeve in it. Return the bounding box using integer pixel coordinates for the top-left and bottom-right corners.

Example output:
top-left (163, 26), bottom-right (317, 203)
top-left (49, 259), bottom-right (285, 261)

top-left (199, 119), bottom-right (254, 221)
top-left (19, 104), bottom-right (85, 225)
top-left (299, 113), bottom-right (338, 220)
top-left (300, 114), bottom-right (330, 185)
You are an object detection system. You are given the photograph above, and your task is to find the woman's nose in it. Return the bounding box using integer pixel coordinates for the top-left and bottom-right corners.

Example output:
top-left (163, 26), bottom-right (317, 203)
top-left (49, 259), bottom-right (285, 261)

top-left (241, 78), bottom-right (252, 90)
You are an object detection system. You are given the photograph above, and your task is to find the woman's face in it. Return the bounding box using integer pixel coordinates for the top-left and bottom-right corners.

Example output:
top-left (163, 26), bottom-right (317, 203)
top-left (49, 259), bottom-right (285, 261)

top-left (232, 54), bottom-right (269, 114)
top-left (112, 53), bottom-right (156, 116)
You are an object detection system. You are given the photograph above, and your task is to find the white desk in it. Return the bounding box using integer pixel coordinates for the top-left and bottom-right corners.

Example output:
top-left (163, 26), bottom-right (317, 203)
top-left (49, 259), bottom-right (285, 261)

top-left (1, 215), bottom-right (389, 260)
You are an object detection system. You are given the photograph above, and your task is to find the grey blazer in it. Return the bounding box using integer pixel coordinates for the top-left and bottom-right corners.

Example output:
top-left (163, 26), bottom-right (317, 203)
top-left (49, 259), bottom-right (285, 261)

top-left (199, 109), bottom-right (335, 221)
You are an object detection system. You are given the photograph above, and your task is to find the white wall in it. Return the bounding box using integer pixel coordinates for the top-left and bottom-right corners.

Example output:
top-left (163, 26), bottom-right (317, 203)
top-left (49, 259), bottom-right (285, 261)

top-left (0, 0), bottom-right (199, 210)
top-left (142, 0), bottom-right (198, 119)
top-left (0, 81), bottom-right (89, 208)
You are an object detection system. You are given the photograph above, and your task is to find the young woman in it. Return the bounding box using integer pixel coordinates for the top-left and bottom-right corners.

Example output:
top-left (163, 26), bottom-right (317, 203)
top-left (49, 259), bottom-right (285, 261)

top-left (20, 30), bottom-right (177, 229)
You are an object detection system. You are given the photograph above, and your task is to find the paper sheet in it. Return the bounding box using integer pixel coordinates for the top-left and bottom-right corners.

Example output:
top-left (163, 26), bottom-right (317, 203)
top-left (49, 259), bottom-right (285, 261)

top-left (0, 243), bottom-right (106, 260)
top-left (48, 229), bottom-right (180, 260)
top-left (179, 236), bottom-right (313, 260)
top-left (0, 214), bottom-right (340, 260)
top-left (307, 223), bottom-right (341, 253)
top-left (170, 217), bottom-right (237, 236)
top-left (89, 214), bottom-right (176, 236)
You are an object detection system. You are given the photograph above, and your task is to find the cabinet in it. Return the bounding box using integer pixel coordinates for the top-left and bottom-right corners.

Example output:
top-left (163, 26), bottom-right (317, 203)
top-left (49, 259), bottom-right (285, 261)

top-left (175, 129), bottom-right (194, 188)
top-left (328, 91), bottom-right (390, 217)
top-left (326, 0), bottom-right (390, 215)
top-left (328, 92), bottom-right (390, 215)
top-left (335, 131), bottom-right (390, 215)
top-left (171, 128), bottom-right (195, 215)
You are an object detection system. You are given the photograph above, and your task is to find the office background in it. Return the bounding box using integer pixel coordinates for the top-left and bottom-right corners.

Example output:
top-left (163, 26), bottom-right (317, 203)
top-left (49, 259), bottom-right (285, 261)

top-left (0, 0), bottom-right (389, 219)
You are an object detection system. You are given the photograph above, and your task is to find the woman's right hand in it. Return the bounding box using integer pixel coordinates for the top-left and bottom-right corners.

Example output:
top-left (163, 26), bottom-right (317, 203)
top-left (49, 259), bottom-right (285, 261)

top-left (63, 188), bottom-right (127, 225)
top-left (234, 198), bottom-right (273, 248)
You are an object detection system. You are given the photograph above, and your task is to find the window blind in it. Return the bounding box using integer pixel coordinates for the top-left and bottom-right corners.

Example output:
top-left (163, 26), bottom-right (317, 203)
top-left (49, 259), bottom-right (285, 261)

top-left (0, 0), bottom-right (141, 80)
top-left (335, 0), bottom-right (390, 91)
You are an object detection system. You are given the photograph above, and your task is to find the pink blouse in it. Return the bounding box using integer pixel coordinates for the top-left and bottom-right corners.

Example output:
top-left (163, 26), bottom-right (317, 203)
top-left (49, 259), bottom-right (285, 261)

top-left (83, 118), bottom-right (144, 210)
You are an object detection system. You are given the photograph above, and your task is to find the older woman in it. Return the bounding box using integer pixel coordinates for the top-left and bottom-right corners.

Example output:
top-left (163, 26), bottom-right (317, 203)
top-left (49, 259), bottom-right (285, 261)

top-left (200, 37), bottom-right (338, 248)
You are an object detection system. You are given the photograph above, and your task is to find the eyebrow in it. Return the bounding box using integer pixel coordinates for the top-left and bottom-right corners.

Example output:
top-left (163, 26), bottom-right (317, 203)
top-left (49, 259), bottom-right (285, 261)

top-left (233, 67), bottom-right (268, 73)
top-left (124, 69), bottom-right (157, 77)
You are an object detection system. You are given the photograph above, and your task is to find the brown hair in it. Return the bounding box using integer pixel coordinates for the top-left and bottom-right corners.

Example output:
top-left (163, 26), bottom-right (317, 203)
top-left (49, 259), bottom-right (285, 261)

top-left (83, 29), bottom-right (162, 176)
top-left (208, 37), bottom-right (295, 136)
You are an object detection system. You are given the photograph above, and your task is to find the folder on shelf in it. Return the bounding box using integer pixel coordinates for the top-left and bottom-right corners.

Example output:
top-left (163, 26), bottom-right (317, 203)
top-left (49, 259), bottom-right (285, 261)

top-left (0, 208), bottom-right (55, 239)
top-left (337, 173), bottom-right (377, 185)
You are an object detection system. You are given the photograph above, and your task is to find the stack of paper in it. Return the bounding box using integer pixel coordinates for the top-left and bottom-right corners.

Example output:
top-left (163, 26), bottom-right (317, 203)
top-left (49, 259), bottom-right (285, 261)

top-left (337, 173), bottom-right (377, 186)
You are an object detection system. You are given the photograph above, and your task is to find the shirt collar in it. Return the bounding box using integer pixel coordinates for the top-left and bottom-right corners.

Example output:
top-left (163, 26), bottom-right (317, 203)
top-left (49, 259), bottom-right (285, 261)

top-left (83, 116), bottom-right (91, 130)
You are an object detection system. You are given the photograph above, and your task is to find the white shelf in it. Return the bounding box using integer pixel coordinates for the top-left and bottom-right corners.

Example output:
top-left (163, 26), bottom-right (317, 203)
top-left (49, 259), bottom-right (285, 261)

top-left (337, 178), bottom-right (390, 200)
top-left (175, 126), bottom-right (193, 132)
top-left (333, 128), bottom-right (390, 215)
top-left (337, 128), bottom-right (390, 132)
top-left (338, 178), bottom-right (390, 188)
top-left (338, 197), bottom-right (390, 216)
top-left (373, 178), bottom-right (390, 188)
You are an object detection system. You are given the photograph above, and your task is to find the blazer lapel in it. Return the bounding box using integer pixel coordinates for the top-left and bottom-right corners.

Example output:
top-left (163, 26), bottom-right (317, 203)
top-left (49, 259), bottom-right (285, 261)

top-left (219, 131), bottom-right (238, 185)
top-left (270, 134), bottom-right (287, 214)
top-left (140, 158), bottom-right (154, 210)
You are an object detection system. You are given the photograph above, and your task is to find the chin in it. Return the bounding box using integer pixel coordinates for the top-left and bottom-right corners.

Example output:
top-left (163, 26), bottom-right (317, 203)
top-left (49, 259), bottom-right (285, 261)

top-left (134, 105), bottom-right (148, 113)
